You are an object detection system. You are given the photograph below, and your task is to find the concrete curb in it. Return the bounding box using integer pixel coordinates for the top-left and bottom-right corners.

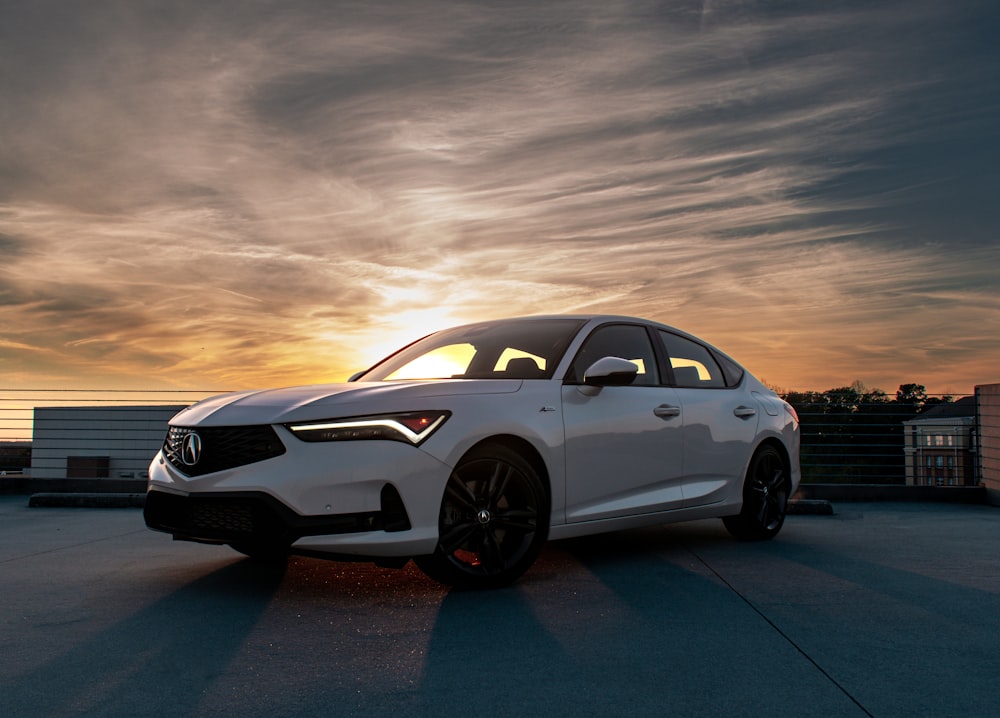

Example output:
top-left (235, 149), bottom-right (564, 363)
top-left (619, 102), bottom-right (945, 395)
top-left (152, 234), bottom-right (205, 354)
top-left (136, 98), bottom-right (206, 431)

top-left (794, 483), bottom-right (987, 504)
top-left (28, 493), bottom-right (146, 509)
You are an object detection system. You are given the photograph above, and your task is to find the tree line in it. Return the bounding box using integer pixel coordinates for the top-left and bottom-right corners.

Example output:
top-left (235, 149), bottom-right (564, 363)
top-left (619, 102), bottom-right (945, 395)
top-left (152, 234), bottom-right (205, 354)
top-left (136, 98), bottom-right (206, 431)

top-left (780, 383), bottom-right (955, 484)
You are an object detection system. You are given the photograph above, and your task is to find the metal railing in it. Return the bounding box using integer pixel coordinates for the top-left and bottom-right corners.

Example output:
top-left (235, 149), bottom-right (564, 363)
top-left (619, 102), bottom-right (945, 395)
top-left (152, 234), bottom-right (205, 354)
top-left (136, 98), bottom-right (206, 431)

top-left (0, 388), bottom-right (982, 487)
top-left (784, 393), bottom-right (977, 485)
top-left (0, 389), bottom-right (226, 475)
top-left (1, 389), bottom-right (226, 438)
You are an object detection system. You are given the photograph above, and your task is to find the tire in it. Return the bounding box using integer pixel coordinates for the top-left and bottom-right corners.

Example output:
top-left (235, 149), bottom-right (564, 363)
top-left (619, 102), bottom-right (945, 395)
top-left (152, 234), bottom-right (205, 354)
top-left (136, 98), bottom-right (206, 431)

top-left (723, 444), bottom-right (789, 541)
top-left (415, 443), bottom-right (549, 589)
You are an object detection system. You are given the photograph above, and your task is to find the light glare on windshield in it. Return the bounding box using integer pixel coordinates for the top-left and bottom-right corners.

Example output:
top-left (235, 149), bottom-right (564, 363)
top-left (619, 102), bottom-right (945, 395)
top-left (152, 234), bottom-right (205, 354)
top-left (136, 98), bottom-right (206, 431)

top-left (384, 343), bottom-right (476, 380)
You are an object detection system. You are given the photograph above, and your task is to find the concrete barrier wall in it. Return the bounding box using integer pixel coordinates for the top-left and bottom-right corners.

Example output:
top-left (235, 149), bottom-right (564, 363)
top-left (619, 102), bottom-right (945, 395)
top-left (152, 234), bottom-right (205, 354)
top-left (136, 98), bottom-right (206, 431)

top-left (30, 406), bottom-right (186, 480)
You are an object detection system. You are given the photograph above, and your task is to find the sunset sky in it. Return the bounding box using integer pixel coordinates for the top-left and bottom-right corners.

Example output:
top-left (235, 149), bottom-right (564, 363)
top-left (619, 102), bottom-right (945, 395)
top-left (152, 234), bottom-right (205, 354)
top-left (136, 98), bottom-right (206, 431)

top-left (2, 0), bottom-right (998, 397)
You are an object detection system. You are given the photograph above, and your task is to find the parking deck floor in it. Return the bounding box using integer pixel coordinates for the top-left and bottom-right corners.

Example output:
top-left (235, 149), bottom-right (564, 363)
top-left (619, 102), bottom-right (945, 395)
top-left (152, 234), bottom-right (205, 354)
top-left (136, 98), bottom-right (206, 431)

top-left (1, 496), bottom-right (998, 717)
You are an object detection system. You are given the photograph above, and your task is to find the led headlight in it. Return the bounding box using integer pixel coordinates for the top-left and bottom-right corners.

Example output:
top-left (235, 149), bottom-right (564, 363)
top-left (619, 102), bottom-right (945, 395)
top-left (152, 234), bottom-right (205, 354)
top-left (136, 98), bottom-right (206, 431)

top-left (286, 411), bottom-right (450, 446)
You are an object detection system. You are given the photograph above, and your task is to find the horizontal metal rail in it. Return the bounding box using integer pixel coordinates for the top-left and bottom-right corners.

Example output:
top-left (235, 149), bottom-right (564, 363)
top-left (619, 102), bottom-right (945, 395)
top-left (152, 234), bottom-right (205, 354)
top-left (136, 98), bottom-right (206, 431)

top-left (0, 389), bottom-right (983, 487)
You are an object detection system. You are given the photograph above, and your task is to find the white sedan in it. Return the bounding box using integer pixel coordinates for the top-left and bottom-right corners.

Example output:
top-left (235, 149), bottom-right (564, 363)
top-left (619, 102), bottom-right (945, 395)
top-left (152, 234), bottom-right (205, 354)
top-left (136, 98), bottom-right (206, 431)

top-left (145, 315), bottom-right (800, 588)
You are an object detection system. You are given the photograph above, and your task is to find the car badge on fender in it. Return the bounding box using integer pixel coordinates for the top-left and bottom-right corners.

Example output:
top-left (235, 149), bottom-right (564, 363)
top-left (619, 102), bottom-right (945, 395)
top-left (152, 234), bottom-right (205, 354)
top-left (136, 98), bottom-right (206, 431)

top-left (181, 432), bottom-right (202, 466)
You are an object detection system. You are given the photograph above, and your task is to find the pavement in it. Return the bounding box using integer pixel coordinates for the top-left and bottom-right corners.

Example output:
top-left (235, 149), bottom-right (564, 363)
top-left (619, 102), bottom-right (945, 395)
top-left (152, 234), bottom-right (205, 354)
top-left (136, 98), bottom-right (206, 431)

top-left (1, 495), bottom-right (998, 717)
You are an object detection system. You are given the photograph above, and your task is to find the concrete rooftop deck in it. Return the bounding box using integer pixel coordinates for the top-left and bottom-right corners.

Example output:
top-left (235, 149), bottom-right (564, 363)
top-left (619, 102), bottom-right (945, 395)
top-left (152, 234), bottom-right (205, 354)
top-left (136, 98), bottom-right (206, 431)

top-left (1, 495), bottom-right (997, 717)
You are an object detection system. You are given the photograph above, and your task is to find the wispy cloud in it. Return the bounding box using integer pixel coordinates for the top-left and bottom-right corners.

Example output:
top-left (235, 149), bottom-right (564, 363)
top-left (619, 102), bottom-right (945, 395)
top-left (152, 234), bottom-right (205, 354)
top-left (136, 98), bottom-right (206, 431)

top-left (1, 0), bottom-right (997, 392)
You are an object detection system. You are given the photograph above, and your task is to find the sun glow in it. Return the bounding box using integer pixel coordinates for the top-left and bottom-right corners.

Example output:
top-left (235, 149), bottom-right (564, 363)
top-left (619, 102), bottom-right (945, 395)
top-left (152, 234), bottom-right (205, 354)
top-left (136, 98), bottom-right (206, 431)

top-left (383, 344), bottom-right (476, 380)
top-left (342, 307), bottom-right (475, 375)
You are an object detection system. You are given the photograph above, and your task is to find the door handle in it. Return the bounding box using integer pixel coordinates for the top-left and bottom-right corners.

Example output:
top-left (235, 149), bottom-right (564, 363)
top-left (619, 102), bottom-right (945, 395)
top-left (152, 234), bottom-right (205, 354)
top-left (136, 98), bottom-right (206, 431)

top-left (733, 405), bottom-right (757, 419)
top-left (653, 404), bottom-right (681, 419)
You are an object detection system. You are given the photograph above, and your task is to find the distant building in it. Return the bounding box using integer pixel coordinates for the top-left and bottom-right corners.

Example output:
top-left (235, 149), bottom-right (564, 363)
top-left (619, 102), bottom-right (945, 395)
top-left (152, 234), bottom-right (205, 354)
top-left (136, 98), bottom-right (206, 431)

top-left (902, 397), bottom-right (978, 487)
top-left (30, 406), bottom-right (185, 480)
top-left (978, 383), bottom-right (1000, 505)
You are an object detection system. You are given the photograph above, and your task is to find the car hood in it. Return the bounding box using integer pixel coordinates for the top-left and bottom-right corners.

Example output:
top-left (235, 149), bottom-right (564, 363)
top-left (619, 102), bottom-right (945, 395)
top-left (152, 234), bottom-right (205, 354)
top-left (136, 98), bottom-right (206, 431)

top-left (171, 379), bottom-right (524, 427)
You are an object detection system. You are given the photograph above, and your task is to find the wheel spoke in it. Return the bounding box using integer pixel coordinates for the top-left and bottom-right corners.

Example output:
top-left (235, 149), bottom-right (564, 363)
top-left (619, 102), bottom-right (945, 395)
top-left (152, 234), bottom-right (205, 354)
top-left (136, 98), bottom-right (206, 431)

top-left (479, 528), bottom-right (505, 571)
top-left (493, 508), bottom-right (537, 533)
top-left (439, 521), bottom-right (479, 555)
top-left (487, 461), bottom-right (513, 506)
top-left (764, 467), bottom-right (785, 492)
top-left (762, 490), bottom-right (787, 529)
top-left (749, 452), bottom-right (786, 528)
top-left (445, 476), bottom-right (478, 512)
top-left (767, 497), bottom-right (781, 525)
top-left (755, 494), bottom-right (769, 525)
top-left (773, 493), bottom-right (785, 512)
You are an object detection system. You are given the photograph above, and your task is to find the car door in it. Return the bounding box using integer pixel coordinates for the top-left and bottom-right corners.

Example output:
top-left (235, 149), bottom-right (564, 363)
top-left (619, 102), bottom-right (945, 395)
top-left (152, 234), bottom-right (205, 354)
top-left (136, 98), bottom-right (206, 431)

top-left (657, 330), bottom-right (760, 507)
top-left (561, 323), bottom-right (686, 522)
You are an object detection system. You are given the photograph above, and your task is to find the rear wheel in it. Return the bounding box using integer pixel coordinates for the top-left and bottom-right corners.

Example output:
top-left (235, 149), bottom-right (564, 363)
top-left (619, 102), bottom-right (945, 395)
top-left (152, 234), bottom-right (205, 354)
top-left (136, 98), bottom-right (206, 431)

top-left (415, 443), bottom-right (549, 589)
top-left (723, 444), bottom-right (789, 541)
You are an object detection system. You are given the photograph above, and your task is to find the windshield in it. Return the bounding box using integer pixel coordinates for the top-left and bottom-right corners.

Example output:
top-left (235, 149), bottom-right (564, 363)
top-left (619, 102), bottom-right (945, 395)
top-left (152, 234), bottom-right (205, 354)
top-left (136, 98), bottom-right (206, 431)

top-left (357, 318), bottom-right (587, 381)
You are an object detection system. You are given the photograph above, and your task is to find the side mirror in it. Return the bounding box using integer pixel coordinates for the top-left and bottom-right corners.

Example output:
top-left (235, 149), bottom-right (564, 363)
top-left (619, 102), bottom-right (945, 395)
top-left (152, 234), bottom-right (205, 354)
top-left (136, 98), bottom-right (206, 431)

top-left (347, 371), bottom-right (366, 382)
top-left (583, 356), bottom-right (639, 386)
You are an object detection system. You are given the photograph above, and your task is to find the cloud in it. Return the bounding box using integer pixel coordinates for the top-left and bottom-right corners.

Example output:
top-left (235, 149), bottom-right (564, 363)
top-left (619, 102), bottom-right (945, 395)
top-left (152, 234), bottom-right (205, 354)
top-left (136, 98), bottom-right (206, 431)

top-left (0, 0), bottom-right (998, 393)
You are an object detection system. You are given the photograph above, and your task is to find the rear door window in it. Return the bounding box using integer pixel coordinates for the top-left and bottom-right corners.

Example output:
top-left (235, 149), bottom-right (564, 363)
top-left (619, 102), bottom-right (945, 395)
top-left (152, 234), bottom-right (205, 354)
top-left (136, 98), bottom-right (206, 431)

top-left (657, 331), bottom-right (726, 388)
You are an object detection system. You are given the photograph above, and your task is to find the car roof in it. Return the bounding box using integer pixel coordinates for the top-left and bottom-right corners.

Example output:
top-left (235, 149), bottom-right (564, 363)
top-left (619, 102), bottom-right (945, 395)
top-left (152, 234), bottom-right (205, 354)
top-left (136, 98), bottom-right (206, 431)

top-left (464, 313), bottom-right (689, 337)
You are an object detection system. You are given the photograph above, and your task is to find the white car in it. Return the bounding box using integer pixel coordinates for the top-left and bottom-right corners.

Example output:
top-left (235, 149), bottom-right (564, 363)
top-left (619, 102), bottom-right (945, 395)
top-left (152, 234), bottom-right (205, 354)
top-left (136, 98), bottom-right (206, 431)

top-left (145, 315), bottom-right (800, 588)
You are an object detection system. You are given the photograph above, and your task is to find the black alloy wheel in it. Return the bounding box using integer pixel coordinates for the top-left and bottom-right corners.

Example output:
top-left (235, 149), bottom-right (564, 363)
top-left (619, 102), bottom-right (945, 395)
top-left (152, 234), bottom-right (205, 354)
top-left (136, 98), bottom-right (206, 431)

top-left (723, 444), bottom-right (789, 541)
top-left (415, 443), bottom-right (549, 589)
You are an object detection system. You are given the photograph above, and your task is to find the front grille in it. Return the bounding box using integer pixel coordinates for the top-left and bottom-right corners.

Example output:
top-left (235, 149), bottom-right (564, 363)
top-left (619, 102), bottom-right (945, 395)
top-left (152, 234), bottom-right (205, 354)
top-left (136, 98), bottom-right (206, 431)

top-left (163, 425), bottom-right (286, 477)
top-left (190, 502), bottom-right (255, 534)
top-left (143, 490), bottom-right (401, 545)
top-left (144, 491), bottom-right (284, 543)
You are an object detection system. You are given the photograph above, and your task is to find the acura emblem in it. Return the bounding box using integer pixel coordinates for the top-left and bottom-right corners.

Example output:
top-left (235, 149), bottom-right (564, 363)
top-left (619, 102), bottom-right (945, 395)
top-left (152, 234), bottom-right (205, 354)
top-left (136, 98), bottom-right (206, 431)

top-left (181, 432), bottom-right (202, 466)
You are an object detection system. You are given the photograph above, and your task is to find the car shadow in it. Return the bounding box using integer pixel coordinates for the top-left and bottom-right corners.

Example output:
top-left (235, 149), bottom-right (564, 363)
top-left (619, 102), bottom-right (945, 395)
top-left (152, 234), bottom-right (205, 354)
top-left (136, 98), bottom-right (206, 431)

top-left (2, 559), bottom-right (286, 717)
top-left (411, 520), bottom-right (840, 716)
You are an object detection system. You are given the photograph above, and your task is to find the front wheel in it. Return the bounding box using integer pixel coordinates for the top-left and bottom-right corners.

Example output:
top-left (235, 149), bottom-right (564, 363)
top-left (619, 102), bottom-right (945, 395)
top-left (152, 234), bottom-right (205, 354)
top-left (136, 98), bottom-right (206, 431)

top-left (723, 444), bottom-right (789, 541)
top-left (415, 443), bottom-right (549, 589)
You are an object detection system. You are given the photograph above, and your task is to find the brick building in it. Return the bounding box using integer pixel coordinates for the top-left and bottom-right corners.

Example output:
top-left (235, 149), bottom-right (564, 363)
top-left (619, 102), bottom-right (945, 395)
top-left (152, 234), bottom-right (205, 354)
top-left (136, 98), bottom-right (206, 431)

top-left (902, 396), bottom-right (977, 487)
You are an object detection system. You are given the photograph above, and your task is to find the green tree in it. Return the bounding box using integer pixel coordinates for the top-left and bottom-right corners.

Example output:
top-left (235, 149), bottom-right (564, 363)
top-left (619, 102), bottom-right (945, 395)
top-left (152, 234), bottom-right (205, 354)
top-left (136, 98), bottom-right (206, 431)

top-left (784, 382), bottom-right (920, 484)
top-left (896, 383), bottom-right (928, 408)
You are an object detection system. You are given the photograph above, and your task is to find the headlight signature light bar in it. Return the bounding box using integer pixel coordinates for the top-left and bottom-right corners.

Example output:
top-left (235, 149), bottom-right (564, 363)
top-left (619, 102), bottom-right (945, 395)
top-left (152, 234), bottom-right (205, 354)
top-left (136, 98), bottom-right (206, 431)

top-left (285, 411), bottom-right (451, 446)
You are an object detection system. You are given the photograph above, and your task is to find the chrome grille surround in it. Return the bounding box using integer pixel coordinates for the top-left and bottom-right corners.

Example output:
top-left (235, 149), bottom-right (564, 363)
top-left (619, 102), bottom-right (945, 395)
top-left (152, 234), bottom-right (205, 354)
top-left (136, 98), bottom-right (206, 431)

top-left (162, 425), bottom-right (286, 477)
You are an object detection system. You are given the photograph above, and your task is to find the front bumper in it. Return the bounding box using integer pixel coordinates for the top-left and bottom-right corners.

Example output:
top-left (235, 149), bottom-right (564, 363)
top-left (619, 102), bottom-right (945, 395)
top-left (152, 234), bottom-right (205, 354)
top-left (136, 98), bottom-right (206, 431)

top-left (146, 425), bottom-right (452, 557)
top-left (144, 484), bottom-right (412, 547)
